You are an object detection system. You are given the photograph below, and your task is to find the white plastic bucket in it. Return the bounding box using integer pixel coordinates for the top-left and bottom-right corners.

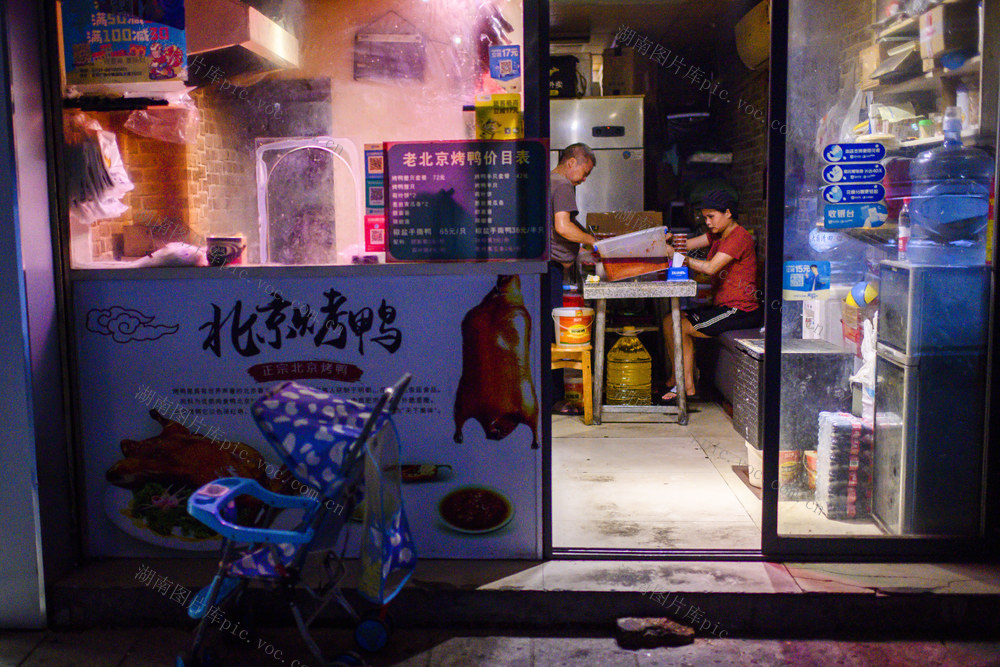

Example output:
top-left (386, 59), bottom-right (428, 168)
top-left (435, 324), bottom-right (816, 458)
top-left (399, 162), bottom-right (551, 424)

top-left (552, 307), bottom-right (594, 346)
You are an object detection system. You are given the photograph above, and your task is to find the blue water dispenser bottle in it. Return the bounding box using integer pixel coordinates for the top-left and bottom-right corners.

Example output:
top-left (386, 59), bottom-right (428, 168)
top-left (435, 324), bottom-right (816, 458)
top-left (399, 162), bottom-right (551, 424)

top-left (908, 106), bottom-right (994, 265)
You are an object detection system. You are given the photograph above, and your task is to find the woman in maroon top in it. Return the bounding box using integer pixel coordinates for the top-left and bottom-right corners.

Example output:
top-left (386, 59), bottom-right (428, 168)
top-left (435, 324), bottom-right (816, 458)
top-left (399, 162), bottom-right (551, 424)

top-left (662, 191), bottom-right (762, 402)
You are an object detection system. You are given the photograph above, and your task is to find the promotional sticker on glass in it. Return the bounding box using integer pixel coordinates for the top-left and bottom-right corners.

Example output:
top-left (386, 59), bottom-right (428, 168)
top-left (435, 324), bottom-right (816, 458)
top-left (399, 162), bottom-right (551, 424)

top-left (783, 261), bottom-right (832, 300)
top-left (824, 203), bottom-right (888, 229)
top-left (489, 45), bottom-right (522, 93)
top-left (823, 143), bottom-right (886, 163)
top-left (822, 163), bottom-right (885, 184)
top-left (822, 183), bottom-right (886, 204)
top-left (60, 0), bottom-right (187, 89)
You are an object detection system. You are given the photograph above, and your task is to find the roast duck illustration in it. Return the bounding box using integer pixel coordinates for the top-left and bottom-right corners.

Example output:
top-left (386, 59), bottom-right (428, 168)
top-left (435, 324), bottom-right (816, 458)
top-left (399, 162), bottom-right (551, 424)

top-left (453, 275), bottom-right (539, 448)
top-left (106, 410), bottom-right (292, 536)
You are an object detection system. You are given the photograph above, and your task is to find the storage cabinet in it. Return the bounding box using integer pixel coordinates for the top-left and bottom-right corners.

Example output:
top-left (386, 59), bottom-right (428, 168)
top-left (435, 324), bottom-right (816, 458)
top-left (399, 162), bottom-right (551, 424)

top-left (733, 339), bottom-right (854, 453)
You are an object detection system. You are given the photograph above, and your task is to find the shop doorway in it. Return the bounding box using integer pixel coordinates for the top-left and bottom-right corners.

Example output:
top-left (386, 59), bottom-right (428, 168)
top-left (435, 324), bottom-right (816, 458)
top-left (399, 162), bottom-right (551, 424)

top-left (546, 0), bottom-right (771, 555)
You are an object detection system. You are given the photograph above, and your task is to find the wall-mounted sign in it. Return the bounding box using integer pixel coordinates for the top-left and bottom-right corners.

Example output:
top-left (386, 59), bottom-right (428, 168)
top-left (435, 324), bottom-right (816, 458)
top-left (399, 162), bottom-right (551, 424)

top-left (824, 203), bottom-right (888, 229)
top-left (74, 274), bottom-right (542, 559)
top-left (384, 139), bottom-right (547, 261)
top-left (823, 143), bottom-right (886, 163)
top-left (353, 11), bottom-right (425, 82)
top-left (822, 163), bottom-right (886, 184)
top-left (822, 183), bottom-right (886, 204)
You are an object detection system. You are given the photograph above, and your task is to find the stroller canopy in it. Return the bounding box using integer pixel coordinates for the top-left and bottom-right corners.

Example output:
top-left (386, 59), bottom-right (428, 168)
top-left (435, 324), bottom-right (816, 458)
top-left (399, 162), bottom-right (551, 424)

top-left (252, 381), bottom-right (384, 497)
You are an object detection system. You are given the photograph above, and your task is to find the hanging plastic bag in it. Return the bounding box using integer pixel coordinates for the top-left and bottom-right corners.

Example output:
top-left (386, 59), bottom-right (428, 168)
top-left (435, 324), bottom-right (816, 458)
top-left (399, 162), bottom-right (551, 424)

top-left (65, 113), bottom-right (134, 225)
top-left (849, 313), bottom-right (878, 421)
top-left (125, 100), bottom-right (199, 145)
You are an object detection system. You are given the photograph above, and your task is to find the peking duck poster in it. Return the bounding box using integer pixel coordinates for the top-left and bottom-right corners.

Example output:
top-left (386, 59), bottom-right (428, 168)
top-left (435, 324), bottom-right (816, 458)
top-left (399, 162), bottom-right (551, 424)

top-left (74, 271), bottom-right (542, 559)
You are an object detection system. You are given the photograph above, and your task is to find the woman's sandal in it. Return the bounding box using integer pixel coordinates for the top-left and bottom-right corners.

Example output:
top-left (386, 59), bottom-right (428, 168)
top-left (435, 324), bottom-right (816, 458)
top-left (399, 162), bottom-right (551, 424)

top-left (661, 385), bottom-right (701, 403)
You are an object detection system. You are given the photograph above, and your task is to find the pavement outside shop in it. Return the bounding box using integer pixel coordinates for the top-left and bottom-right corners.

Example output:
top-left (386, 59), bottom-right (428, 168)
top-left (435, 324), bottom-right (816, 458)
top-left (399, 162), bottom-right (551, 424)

top-left (3, 627), bottom-right (1000, 666)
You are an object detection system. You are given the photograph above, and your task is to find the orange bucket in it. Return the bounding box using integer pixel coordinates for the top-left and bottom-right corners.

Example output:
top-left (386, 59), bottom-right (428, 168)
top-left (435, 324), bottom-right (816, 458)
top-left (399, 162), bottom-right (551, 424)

top-left (552, 307), bottom-right (594, 346)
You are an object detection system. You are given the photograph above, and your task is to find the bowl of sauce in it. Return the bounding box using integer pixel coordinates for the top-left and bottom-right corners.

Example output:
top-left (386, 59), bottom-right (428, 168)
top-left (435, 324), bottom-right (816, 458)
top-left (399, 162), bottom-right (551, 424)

top-left (438, 486), bottom-right (514, 534)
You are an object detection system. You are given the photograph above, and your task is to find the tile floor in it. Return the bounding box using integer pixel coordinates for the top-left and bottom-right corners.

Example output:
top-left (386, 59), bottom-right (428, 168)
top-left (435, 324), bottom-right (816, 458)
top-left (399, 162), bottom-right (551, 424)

top-left (551, 401), bottom-right (883, 552)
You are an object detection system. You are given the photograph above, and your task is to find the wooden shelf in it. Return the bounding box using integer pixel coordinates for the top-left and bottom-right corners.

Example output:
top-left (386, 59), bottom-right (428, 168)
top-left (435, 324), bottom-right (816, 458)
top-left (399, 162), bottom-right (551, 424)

top-left (876, 15), bottom-right (919, 41)
top-left (841, 223), bottom-right (899, 250)
top-left (887, 127), bottom-right (983, 149)
top-left (873, 56), bottom-right (981, 95)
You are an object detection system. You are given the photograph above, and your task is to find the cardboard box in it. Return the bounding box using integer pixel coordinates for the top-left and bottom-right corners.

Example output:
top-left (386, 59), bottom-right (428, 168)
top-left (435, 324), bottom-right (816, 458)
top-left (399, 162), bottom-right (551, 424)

top-left (602, 47), bottom-right (654, 96)
top-left (919, 2), bottom-right (979, 61)
top-left (858, 43), bottom-right (884, 88)
top-left (122, 225), bottom-right (156, 257)
top-left (587, 211), bottom-right (662, 237)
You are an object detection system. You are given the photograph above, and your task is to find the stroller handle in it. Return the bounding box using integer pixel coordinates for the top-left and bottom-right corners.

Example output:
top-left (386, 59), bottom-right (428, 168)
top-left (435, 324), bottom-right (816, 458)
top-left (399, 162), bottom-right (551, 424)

top-left (386, 373), bottom-right (412, 415)
top-left (353, 373), bottom-right (411, 455)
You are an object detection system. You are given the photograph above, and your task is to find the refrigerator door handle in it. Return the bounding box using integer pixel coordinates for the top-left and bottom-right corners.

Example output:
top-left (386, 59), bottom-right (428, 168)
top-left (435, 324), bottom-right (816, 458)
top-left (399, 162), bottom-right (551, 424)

top-left (592, 125), bottom-right (625, 138)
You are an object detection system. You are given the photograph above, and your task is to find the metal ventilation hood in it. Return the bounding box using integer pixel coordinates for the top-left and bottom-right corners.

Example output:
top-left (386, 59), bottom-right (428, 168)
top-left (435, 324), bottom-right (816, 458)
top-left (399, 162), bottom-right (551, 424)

top-left (186, 0), bottom-right (299, 80)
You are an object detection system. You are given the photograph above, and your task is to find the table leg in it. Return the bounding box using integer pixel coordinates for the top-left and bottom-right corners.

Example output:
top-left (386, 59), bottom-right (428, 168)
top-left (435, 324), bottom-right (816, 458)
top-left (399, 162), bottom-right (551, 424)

top-left (671, 296), bottom-right (688, 425)
top-left (592, 298), bottom-right (606, 425)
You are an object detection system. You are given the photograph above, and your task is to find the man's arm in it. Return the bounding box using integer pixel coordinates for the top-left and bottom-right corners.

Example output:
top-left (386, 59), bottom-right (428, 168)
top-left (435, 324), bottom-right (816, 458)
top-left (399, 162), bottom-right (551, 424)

top-left (554, 211), bottom-right (597, 246)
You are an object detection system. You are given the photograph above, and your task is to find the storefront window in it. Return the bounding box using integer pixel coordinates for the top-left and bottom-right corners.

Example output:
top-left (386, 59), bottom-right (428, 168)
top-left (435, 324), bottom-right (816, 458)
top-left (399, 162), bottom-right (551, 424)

top-left (59, 0), bottom-right (524, 268)
top-left (776, 0), bottom-right (994, 538)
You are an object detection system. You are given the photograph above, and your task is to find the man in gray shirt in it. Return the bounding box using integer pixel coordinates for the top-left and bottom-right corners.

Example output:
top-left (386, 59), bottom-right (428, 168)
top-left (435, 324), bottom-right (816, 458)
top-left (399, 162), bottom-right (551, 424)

top-left (550, 143), bottom-right (598, 280)
top-left (549, 143), bottom-right (596, 412)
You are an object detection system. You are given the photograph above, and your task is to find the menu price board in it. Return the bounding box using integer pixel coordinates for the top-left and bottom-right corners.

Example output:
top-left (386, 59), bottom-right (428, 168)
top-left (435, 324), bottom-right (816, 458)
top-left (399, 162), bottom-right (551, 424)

top-left (384, 140), bottom-right (547, 262)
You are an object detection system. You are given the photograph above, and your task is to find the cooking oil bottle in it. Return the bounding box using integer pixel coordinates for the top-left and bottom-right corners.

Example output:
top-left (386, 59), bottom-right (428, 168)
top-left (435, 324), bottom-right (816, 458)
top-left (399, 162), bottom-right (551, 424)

top-left (606, 326), bottom-right (652, 405)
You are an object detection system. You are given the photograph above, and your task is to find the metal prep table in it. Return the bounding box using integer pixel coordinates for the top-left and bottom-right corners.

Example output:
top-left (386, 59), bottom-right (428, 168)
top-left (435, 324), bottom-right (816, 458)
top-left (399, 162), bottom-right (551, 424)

top-left (583, 279), bottom-right (698, 424)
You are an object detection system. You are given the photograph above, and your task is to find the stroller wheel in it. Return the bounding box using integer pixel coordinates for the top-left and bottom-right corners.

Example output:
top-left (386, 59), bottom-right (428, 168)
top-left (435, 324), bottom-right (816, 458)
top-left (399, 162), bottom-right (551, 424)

top-left (176, 645), bottom-right (221, 667)
top-left (330, 650), bottom-right (366, 666)
top-left (354, 611), bottom-right (393, 652)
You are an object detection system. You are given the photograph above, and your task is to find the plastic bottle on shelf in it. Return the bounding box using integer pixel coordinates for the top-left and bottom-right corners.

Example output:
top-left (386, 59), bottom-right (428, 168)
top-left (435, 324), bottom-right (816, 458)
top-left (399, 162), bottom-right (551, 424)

top-left (897, 197), bottom-right (910, 261)
top-left (908, 106), bottom-right (994, 265)
top-left (606, 326), bottom-right (652, 405)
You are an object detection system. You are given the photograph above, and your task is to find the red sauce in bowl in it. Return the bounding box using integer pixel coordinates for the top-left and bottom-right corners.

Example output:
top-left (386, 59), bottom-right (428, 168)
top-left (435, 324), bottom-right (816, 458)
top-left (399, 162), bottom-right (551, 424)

top-left (439, 487), bottom-right (511, 532)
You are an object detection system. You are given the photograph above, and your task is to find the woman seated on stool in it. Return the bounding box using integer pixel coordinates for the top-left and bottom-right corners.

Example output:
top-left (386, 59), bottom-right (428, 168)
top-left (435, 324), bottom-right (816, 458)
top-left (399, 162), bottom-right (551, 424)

top-left (662, 191), bottom-right (762, 402)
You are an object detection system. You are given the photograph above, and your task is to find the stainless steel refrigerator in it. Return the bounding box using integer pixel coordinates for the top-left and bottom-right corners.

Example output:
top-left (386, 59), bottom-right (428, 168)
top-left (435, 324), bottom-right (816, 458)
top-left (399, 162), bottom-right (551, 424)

top-left (549, 95), bottom-right (644, 229)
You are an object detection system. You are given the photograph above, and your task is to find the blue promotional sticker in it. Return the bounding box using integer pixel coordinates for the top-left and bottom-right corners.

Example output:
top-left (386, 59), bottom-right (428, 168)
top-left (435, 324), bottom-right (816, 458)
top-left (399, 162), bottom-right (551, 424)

top-left (822, 163), bottom-right (885, 184)
top-left (783, 261), bottom-right (832, 300)
top-left (489, 45), bottom-right (521, 82)
top-left (822, 183), bottom-right (885, 204)
top-left (823, 143), bottom-right (886, 163)
top-left (824, 203), bottom-right (888, 229)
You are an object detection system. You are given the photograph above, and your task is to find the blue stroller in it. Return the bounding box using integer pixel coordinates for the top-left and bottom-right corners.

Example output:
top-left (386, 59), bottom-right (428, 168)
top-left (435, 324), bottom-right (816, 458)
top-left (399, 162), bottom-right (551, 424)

top-left (178, 374), bottom-right (416, 667)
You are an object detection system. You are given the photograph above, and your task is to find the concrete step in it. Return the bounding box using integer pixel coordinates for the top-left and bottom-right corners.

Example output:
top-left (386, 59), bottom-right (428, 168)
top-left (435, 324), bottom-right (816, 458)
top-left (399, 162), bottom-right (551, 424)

top-left (47, 558), bottom-right (1000, 638)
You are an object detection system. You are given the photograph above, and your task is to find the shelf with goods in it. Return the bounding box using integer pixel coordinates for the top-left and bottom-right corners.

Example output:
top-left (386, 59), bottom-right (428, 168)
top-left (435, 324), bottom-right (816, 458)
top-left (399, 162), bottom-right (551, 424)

top-left (839, 222), bottom-right (898, 251)
top-left (857, 0), bottom-right (997, 152)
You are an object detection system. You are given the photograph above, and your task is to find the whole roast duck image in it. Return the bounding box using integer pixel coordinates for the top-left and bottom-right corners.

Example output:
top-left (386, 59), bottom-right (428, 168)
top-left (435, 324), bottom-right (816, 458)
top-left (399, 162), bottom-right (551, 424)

top-left (106, 409), bottom-right (291, 539)
top-left (453, 275), bottom-right (539, 448)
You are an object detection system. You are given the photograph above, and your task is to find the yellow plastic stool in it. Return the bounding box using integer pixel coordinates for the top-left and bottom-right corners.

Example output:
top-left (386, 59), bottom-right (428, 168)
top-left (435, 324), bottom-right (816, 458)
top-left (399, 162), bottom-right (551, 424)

top-left (551, 343), bottom-right (593, 425)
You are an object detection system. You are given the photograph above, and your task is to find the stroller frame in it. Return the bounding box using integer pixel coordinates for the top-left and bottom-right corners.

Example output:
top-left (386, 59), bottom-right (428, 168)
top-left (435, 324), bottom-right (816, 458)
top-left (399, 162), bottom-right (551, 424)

top-left (179, 374), bottom-right (412, 667)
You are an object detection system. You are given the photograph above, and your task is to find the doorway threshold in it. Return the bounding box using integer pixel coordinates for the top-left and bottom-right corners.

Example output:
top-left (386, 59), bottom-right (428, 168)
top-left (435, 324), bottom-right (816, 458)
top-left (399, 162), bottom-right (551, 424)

top-left (551, 547), bottom-right (765, 561)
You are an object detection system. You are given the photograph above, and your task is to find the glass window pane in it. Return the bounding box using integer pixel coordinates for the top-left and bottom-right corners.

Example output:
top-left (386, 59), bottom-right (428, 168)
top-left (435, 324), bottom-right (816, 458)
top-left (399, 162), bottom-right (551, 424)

top-left (776, 0), bottom-right (993, 538)
top-left (61, 0), bottom-right (524, 268)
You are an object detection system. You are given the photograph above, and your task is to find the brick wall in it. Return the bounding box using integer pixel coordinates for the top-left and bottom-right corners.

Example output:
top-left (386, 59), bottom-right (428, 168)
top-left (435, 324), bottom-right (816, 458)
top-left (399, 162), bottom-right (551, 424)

top-left (718, 66), bottom-right (769, 260)
top-left (187, 87), bottom-right (259, 261)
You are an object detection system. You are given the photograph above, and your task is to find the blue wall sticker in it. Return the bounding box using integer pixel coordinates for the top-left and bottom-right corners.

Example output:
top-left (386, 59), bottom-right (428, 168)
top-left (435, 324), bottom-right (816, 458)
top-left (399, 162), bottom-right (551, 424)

top-left (822, 163), bottom-right (885, 184)
top-left (823, 143), bottom-right (886, 163)
top-left (822, 183), bottom-right (886, 204)
top-left (824, 203), bottom-right (888, 229)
